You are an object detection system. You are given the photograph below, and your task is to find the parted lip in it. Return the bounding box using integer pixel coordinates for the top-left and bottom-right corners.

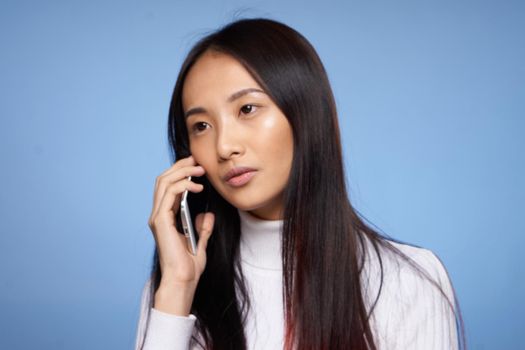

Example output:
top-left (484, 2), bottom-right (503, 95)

top-left (222, 166), bottom-right (257, 182)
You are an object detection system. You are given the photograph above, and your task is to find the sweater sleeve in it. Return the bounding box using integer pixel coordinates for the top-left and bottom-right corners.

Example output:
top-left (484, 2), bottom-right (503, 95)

top-left (134, 277), bottom-right (199, 350)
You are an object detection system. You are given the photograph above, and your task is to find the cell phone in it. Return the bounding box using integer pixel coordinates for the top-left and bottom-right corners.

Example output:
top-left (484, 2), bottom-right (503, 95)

top-left (180, 176), bottom-right (198, 255)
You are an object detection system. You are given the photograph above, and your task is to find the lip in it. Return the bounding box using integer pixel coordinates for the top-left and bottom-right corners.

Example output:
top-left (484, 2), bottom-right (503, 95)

top-left (223, 167), bottom-right (257, 187)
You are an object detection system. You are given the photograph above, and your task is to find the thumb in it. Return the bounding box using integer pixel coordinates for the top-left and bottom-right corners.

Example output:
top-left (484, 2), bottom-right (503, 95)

top-left (196, 212), bottom-right (215, 254)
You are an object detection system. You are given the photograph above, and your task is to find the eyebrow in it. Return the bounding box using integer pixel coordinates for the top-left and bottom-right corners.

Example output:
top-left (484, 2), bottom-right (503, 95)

top-left (184, 87), bottom-right (266, 119)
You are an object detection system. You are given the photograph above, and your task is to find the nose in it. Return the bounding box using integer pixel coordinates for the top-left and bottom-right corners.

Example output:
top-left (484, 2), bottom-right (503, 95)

top-left (216, 119), bottom-right (244, 161)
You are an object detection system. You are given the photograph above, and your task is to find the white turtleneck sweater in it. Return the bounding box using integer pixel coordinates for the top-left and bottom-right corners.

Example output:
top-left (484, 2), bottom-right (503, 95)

top-left (135, 210), bottom-right (459, 350)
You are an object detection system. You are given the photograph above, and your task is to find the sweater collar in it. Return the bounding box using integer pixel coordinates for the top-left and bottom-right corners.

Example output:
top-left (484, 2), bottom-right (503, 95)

top-left (238, 209), bottom-right (283, 271)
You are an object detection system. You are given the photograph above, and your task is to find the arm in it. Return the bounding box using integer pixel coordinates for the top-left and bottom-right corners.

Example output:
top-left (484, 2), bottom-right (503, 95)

top-left (134, 156), bottom-right (215, 349)
top-left (134, 278), bottom-right (199, 350)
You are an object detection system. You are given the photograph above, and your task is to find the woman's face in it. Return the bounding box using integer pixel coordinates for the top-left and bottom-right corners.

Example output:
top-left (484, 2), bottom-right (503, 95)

top-left (182, 50), bottom-right (294, 220)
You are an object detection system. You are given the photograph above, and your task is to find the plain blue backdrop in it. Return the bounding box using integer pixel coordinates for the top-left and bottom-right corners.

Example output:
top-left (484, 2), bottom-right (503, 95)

top-left (1, 0), bottom-right (523, 349)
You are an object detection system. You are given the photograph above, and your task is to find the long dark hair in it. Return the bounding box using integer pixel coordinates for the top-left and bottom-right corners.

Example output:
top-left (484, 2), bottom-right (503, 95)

top-left (140, 17), bottom-right (465, 350)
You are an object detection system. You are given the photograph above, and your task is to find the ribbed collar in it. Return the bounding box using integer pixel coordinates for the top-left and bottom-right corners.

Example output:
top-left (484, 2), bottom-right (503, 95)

top-left (238, 209), bottom-right (283, 271)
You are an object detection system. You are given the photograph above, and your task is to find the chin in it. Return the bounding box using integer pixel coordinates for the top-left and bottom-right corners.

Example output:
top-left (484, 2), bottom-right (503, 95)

top-left (232, 195), bottom-right (283, 216)
top-left (223, 195), bottom-right (270, 212)
top-left (213, 181), bottom-right (283, 213)
top-left (228, 200), bottom-right (263, 212)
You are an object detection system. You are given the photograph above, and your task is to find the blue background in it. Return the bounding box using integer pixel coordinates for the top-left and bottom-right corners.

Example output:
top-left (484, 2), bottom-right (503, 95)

top-left (1, 0), bottom-right (523, 349)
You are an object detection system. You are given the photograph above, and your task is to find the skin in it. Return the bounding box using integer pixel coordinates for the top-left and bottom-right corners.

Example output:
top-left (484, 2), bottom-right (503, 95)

top-left (148, 49), bottom-right (294, 315)
top-left (182, 49), bottom-right (294, 221)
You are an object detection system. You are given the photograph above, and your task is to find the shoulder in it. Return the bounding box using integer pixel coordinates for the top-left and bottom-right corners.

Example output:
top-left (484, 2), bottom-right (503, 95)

top-left (361, 236), bottom-right (454, 300)
top-left (361, 236), bottom-right (459, 349)
top-left (388, 240), bottom-right (453, 291)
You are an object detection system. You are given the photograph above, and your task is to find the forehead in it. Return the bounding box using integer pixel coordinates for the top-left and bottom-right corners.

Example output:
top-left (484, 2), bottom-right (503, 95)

top-left (182, 51), bottom-right (263, 109)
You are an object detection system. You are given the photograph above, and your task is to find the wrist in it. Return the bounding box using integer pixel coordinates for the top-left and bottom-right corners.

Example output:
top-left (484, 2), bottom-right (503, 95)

top-left (154, 283), bottom-right (196, 317)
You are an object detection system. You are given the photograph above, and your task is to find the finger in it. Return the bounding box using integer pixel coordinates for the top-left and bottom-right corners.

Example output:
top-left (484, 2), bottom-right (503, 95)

top-left (152, 165), bottom-right (205, 219)
top-left (153, 155), bottom-right (197, 211)
top-left (160, 155), bottom-right (198, 179)
top-left (151, 180), bottom-right (204, 262)
top-left (150, 211), bottom-right (189, 263)
top-left (155, 179), bottom-right (204, 221)
top-left (196, 212), bottom-right (215, 257)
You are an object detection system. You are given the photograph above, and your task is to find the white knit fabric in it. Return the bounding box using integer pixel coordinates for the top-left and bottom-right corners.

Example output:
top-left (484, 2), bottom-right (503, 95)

top-left (135, 209), bottom-right (458, 350)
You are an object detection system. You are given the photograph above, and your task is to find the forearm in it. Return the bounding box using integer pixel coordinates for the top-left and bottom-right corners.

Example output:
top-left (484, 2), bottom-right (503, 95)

top-left (154, 283), bottom-right (196, 316)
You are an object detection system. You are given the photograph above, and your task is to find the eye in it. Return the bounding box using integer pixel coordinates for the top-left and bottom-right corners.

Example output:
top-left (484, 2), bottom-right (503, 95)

top-left (191, 121), bottom-right (209, 134)
top-left (240, 104), bottom-right (257, 116)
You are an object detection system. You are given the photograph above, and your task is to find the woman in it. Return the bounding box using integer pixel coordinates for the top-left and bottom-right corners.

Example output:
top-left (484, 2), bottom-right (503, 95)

top-left (135, 18), bottom-right (464, 350)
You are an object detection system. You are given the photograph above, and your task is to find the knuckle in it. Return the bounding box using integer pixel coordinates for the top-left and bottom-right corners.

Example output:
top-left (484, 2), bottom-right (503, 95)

top-left (151, 218), bottom-right (164, 230)
top-left (148, 216), bottom-right (157, 228)
top-left (168, 181), bottom-right (183, 193)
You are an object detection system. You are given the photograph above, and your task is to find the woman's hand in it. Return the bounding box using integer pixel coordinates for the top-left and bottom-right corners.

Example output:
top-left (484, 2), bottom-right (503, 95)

top-left (148, 155), bottom-right (215, 316)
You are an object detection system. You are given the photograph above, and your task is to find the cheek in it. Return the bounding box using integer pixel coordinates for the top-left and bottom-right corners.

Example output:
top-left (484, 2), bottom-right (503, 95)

top-left (265, 118), bottom-right (293, 157)
top-left (190, 141), bottom-right (223, 186)
top-left (190, 141), bottom-right (212, 170)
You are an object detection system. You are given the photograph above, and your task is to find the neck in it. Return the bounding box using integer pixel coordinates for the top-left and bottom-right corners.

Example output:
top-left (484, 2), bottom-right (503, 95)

top-left (238, 209), bottom-right (283, 270)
